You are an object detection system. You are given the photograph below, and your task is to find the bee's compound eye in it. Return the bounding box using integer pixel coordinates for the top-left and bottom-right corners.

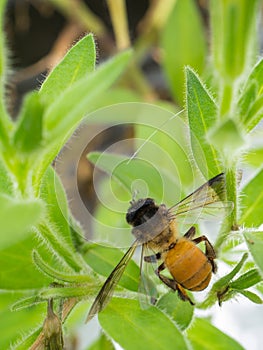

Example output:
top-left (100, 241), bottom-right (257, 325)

top-left (126, 211), bottom-right (134, 224)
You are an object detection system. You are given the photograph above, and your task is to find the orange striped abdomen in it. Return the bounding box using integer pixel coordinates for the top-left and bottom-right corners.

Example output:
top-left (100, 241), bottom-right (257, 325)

top-left (164, 238), bottom-right (212, 291)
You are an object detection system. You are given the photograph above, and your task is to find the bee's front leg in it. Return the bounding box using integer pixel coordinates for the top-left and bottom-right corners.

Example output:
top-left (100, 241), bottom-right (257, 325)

top-left (144, 252), bottom-right (161, 263)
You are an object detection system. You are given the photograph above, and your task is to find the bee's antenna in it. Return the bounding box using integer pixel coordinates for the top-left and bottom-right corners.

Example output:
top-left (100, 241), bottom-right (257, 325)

top-left (126, 109), bottom-right (185, 164)
top-left (130, 189), bottom-right (139, 204)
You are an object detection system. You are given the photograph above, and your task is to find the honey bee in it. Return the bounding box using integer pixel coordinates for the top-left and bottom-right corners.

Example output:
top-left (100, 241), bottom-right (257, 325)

top-left (86, 173), bottom-right (231, 321)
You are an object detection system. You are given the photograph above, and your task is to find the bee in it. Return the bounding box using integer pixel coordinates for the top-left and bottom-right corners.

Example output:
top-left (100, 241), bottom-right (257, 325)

top-left (86, 173), bottom-right (230, 321)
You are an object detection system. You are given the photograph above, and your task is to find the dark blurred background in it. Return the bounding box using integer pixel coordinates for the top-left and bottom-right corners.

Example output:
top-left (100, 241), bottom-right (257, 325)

top-left (5, 0), bottom-right (150, 113)
top-left (4, 0), bottom-right (209, 111)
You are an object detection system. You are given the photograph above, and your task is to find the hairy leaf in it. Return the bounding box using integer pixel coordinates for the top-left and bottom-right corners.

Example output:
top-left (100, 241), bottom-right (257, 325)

top-left (0, 291), bottom-right (44, 350)
top-left (186, 67), bottom-right (221, 177)
top-left (187, 318), bottom-right (245, 350)
top-left (244, 231), bottom-right (263, 276)
top-left (13, 92), bottom-right (43, 152)
top-left (240, 169), bottom-right (263, 227)
top-left (0, 194), bottom-right (43, 249)
top-left (238, 59), bottom-right (263, 131)
top-left (99, 298), bottom-right (190, 350)
top-left (40, 34), bottom-right (96, 105)
top-left (39, 166), bottom-right (72, 247)
top-left (43, 50), bottom-right (132, 140)
top-left (157, 292), bottom-right (194, 330)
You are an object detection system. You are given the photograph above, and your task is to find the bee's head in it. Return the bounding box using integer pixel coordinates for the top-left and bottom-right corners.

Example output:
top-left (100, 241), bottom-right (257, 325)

top-left (126, 198), bottom-right (158, 226)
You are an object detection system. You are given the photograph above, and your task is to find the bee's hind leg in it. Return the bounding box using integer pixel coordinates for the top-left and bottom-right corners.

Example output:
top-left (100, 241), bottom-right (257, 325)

top-left (176, 284), bottom-right (195, 306)
top-left (192, 235), bottom-right (217, 273)
top-left (155, 262), bottom-right (195, 305)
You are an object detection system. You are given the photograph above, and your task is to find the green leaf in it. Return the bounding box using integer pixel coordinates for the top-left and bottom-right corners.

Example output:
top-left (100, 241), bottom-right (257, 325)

top-left (200, 253), bottom-right (248, 308)
top-left (207, 118), bottom-right (246, 155)
top-left (11, 286), bottom-right (90, 308)
top-left (0, 291), bottom-right (44, 350)
top-left (68, 215), bottom-right (87, 252)
top-left (87, 333), bottom-right (115, 350)
top-left (40, 34), bottom-right (96, 105)
top-left (238, 290), bottom-right (262, 304)
top-left (39, 285), bottom-right (95, 299)
top-left (99, 298), bottom-right (190, 350)
top-left (157, 292), bottom-right (194, 330)
top-left (89, 151), bottom-right (169, 201)
top-left (186, 67), bottom-right (221, 177)
top-left (238, 59), bottom-right (263, 131)
top-left (134, 118), bottom-right (194, 189)
top-left (0, 235), bottom-right (52, 289)
top-left (33, 51), bottom-right (132, 188)
top-left (161, 0), bottom-right (206, 104)
top-left (0, 158), bottom-right (13, 195)
top-left (83, 87), bottom-right (141, 110)
top-left (83, 244), bottom-right (139, 292)
top-left (187, 318), bottom-right (245, 350)
top-left (243, 147), bottom-right (263, 167)
top-left (39, 166), bottom-right (72, 247)
top-left (86, 102), bottom-right (193, 190)
top-left (240, 169), bottom-right (263, 227)
top-left (32, 249), bottom-right (92, 283)
top-left (13, 91), bottom-right (43, 152)
top-left (37, 222), bottom-right (84, 272)
top-left (256, 282), bottom-right (263, 295)
top-left (43, 50), bottom-right (132, 142)
top-left (214, 253), bottom-right (248, 289)
top-left (12, 328), bottom-right (42, 350)
top-left (242, 95), bottom-right (263, 132)
top-left (91, 177), bottom-right (131, 247)
top-left (230, 269), bottom-right (262, 290)
top-left (0, 194), bottom-right (43, 249)
top-left (244, 231), bottom-right (263, 275)
top-left (238, 81), bottom-right (257, 118)
top-left (211, 0), bottom-right (258, 80)
top-left (11, 295), bottom-right (45, 311)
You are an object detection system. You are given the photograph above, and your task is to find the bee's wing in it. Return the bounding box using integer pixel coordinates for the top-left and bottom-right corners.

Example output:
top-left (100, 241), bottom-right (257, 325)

top-left (168, 173), bottom-right (233, 223)
top-left (138, 244), bottom-right (158, 310)
top-left (86, 241), bottom-right (138, 322)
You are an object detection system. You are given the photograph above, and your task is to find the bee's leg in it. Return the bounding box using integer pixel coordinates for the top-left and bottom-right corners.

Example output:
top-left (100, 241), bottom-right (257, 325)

top-left (192, 235), bottom-right (217, 273)
top-left (144, 252), bottom-right (161, 263)
top-left (176, 284), bottom-right (195, 305)
top-left (155, 263), bottom-right (195, 305)
top-left (155, 262), bottom-right (177, 289)
top-left (183, 226), bottom-right (196, 239)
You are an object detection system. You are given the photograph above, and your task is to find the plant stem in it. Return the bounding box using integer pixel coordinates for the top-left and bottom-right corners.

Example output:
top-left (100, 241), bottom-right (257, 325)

top-left (219, 81), bottom-right (233, 117)
top-left (215, 165), bottom-right (238, 251)
top-left (49, 0), bottom-right (106, 36)
top-left (225, 167), bottom-right (238, 227)
top-left (106, 0), bottom-right (157, 100)
top-left (107, 0), bottom-right (131, 50)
